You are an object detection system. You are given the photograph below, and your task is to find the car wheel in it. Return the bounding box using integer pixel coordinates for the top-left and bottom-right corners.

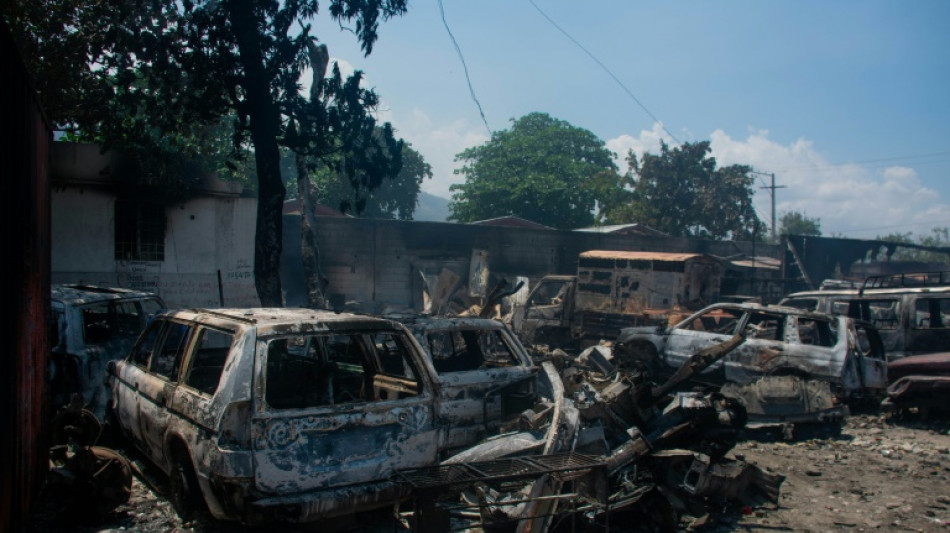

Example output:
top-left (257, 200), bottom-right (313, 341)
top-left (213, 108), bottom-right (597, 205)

top-left (169, 452), bottom-right (204, 522)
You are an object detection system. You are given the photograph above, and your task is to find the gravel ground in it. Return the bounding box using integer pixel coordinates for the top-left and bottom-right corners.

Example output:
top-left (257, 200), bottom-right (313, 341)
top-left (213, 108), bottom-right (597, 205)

top-left (27, 414), bottom-right (950, 533)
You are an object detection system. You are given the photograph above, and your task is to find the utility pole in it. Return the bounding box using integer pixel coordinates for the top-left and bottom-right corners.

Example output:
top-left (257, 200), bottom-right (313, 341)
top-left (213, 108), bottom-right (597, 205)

top-left (752, 171), bottom-right (787, 241)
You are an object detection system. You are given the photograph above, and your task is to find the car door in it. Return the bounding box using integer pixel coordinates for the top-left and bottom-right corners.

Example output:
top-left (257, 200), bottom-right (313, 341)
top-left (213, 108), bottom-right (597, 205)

top-left (251, 329), bottom-right (439, 494)
top-left (664, 306), bottom-right (745, 375)
top-left (112, 318), bottom-right (164, 448)
top-left (137, 320), bottom-right (194, 466)
top-left (723, 310), bottom-right (792, 384)
top-left (850, 322), bottom-right (888, 392)
top-left (906, 296), bottom-right (950, 356)
top-left (421, 325), bottom-right (536, 450)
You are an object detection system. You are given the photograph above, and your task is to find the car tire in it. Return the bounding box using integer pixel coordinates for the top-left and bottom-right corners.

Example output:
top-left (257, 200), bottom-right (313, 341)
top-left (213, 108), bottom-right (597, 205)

top-left (169, 451), bottom-right (204, 523)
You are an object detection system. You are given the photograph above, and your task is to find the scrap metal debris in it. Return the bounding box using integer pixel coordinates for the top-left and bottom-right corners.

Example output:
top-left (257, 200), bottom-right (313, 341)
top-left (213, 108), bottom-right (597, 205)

top-left (45, 396), bottom-right (132, 523)
top-left (399, 336), bottom-right (785, 532)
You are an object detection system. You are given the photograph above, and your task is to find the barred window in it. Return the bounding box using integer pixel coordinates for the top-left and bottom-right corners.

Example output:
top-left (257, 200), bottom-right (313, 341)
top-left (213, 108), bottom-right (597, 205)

top-left (115, 200), bottom-right (166, 261)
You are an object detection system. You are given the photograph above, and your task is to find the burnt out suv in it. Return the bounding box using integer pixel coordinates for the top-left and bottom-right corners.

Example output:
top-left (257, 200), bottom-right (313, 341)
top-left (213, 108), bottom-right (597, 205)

top-left (106, 308), bottom-right (541, 524)
top-left (614, 303), bottom-right (888, 423)
top-left (779, 272), bottom-right (950, 360)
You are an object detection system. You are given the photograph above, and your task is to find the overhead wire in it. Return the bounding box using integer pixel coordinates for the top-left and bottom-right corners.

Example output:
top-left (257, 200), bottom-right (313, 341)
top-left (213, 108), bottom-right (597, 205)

top-left (772, 150), bottom-right (950, 173)
top-left (438, 0), bottom-right (492, 136)
top-left (526, 0), bottom-right (680, 144)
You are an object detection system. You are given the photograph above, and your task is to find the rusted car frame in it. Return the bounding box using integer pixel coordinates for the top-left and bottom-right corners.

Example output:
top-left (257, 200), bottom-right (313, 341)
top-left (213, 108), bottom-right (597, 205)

top-left (883, 351), bottom-right (950, 417)
top-left (613, 303), bottom-right (888, 423)
top-left (780, 284), bottom-right (950, 360)
top-left (108, 309), bottom-right (558, 525)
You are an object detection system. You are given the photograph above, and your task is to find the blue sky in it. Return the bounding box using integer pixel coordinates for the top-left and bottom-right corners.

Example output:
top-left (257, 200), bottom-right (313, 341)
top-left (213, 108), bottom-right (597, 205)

top-left (308, 0), bottom-right (950, 237)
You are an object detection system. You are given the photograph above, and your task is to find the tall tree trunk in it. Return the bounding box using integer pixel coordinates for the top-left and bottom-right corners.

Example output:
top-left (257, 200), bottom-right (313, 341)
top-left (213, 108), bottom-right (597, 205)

top-left (229, 1), bottom-right (285, 307)
top-left (297, 41), bottom-right (331, 309)
top-left (296, 153), bottom-right (328, 308)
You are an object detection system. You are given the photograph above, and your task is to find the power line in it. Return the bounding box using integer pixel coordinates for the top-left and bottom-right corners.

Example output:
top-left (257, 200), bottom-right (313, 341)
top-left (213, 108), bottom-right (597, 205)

top-left (772, 150), bottom-right (950, 173)
top-left (526, 0), bottom-right (680, 144)
top-left (438, 0), bottom-right (492, 136)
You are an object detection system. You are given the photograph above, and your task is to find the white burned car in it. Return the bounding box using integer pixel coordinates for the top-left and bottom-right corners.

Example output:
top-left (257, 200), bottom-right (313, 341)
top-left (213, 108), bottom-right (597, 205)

top-left (614, 303), bottom-right (889, 423)
top-left (107, 308), bottom-right (541, 524)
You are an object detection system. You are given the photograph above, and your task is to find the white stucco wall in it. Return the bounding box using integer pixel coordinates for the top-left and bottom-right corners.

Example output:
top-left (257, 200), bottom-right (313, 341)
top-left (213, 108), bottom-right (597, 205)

top-left (51, 188), bottom-right (259, 308)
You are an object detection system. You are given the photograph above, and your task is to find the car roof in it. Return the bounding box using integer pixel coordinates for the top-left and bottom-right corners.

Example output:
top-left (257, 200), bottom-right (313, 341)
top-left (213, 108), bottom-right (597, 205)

top-left (159, 307), bottom-right (409, 336)
top-left (51, 284), bottom-right (163, 305)
top-left (391, 315), bottom-right (509, 332)
top-left (783, 286), bottom-right (950, 299)
top-left (697, 302), bottom-right (839, 321)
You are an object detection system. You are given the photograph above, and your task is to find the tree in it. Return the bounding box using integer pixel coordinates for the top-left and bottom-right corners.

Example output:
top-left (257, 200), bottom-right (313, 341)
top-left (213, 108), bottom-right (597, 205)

top-left (778, 211), bottom-right (822, 238)
top-left (448, 112), bottom-right (619, 229)
top-left (877, 227), bottom-right (950, 262)
top-left (313, 139), bottom-right (432, 220)
top-left (610, 141), bottom-right (763, 240)
top-left (5, 0), bottom-right (408, 306)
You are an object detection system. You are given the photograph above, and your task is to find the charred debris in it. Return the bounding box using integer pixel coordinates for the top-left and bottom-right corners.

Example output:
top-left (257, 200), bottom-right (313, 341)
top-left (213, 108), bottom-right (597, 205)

top-left (394, 329), bottom-right (783, 532)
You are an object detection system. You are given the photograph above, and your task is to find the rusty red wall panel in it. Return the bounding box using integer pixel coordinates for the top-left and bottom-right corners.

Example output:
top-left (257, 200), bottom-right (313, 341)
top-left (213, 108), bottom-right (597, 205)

top-left (1, 19), bottom-right (51, 532)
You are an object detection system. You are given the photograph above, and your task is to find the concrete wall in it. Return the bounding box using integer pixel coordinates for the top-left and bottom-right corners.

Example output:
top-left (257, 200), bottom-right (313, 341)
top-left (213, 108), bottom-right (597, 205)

top-left (52, 187), bottom-right (259, 308)
top-left (282, 215), bottom-right (781, 312)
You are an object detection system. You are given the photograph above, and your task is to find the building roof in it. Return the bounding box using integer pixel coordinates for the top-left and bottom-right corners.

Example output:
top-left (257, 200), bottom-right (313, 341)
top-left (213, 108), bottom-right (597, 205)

top-left (575, 223), bottom-right (668, 237)
top-left (729, 256), bottom-right (782, 270)
top-left (579, 250), bottom-right (712, 262)
top-left (468, 216), bottom-right (553, 230)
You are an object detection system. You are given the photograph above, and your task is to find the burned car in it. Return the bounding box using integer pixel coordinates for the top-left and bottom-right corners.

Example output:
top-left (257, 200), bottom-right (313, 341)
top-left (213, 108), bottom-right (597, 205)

top-left (883, 351), bottom-right (950, 418)
top-left (779, 271), bottom-right (950, 360)
top-left (395, 316), bottom-right (539, 454)
top-left (107, 308), bottom-right (558, 525)
top-left (613, 303), bottom-right (888, 423)
top-left (51, 284), bottom-right (165, 417)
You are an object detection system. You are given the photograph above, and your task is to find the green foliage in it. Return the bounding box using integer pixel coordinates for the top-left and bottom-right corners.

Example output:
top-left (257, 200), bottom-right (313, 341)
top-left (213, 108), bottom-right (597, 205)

top-left (448, 112), bottom-right (619, 229)
top-left (876, 227), bottom-right (950, 262)
top-left (296, 138), bottom-right (431, 219)
top-left (610, 141), bottom-right (763, 240)
top-left (778, 211), bottom-right (822, 238)
top-left (5, 0), bottom-right (407, 203)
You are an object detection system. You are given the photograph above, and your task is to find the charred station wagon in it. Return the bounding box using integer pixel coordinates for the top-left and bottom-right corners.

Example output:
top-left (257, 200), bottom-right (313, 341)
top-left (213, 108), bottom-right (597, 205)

top-left (614, 303), bottom-right (888, 423)
top-left (107, 308), bottom-right (539, 524)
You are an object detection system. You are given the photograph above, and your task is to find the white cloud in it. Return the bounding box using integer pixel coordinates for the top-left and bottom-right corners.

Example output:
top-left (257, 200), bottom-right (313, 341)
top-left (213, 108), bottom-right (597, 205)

top-left (605, 122), bottom-right (672, 169)
top-left (299, 58), bottom-right (357, 97)
top-left (387, 108), bottom-right (489, 198)
top-left (707, 129), bottom-right (950, 237)
top-left (605, 125), bottom-right (950, 237)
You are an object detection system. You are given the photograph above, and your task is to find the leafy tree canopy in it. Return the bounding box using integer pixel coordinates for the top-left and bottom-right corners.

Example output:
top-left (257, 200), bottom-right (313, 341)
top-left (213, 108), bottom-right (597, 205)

top-left (606, 141), bottom-right (764, 240)
top-left (294, 137), bottom-right (431, 220)
top-left (876, 227), bottom-right (950, 262)
top-left (778, 211), bottom-right (822, 239)
top-left (448, 112), bottom-right (619, 229)
top-left (5, 0), bottom-right (409, 305)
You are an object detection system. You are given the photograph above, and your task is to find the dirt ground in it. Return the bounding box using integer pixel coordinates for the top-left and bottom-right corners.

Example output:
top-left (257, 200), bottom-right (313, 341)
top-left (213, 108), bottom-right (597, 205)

top-left (27, 413), bottom-right (950, 533)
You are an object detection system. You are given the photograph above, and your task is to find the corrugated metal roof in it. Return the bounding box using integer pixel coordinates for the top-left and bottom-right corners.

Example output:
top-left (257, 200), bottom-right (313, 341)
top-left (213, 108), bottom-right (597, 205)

top-left (579, 250), bottom-right (711, 262)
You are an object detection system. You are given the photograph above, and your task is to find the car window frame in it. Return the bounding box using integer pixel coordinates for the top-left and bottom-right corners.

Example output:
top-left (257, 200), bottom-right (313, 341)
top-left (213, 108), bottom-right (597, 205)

top-left (146, 320), bottom-right (195, 383)
top-left (179, 325), bottom-right (237, 397)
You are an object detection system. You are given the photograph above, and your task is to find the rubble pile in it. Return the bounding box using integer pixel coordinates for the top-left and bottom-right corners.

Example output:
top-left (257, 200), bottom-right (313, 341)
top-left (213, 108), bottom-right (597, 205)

top-left (402, 339), bottom-right (785, 532)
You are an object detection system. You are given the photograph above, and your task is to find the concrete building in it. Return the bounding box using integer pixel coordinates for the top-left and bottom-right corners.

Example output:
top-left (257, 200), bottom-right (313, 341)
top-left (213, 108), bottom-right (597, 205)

top-left (51, 143), bottom-right (259, 308)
